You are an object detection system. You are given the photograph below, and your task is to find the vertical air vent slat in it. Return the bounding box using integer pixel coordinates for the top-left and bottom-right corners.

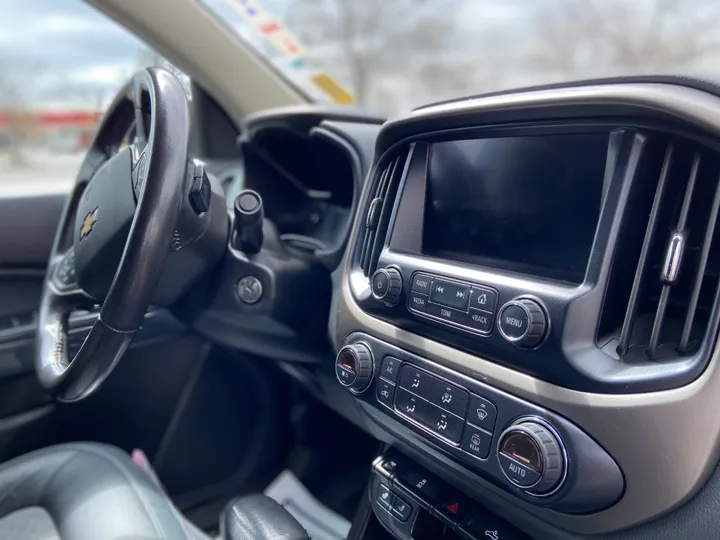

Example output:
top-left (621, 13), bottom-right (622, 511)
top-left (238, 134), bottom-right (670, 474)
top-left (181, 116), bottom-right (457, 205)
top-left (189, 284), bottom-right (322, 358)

top-left (647, 153), bottom-right (700, 357)
top-left (360, 165), bottom-right (391, 275)
top-left (679, 173), bottom-right (720, 352)
top-left (359, 150), bottom-right (409, 277)
top-left (617, 143), bottom-right (674, 356)
top-left (368, 157), bottom-right (401, 274)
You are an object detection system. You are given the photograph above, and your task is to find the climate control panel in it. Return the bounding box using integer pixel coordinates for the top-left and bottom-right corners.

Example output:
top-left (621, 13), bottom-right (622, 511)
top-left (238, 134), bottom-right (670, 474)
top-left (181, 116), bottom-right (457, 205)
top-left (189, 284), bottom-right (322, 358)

top-left (336, 332), bottom-right (624, 513)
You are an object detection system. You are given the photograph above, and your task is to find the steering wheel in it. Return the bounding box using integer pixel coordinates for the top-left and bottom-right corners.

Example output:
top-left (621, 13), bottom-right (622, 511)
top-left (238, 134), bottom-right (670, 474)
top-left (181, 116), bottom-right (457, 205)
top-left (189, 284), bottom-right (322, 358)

top-left (36, 68), bottom-right (190, 402)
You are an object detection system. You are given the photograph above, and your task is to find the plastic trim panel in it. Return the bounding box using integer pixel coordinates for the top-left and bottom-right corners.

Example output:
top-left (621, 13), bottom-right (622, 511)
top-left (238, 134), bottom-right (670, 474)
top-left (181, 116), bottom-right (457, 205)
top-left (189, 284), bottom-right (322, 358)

top-left (334, 82), bottom-right (720, 534)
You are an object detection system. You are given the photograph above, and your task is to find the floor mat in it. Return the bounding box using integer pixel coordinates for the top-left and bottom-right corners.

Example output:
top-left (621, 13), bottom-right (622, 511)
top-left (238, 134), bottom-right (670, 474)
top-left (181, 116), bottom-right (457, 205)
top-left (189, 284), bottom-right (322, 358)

top-left (265, 470), bottom-right (352, 540)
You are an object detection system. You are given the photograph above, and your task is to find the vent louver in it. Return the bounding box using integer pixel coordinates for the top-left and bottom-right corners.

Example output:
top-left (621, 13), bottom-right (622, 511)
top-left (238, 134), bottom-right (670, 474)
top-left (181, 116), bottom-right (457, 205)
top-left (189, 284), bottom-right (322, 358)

top-left (599, 135), bottom-right (720, 361)
top-left (359, 150), bottom-right (409, 277)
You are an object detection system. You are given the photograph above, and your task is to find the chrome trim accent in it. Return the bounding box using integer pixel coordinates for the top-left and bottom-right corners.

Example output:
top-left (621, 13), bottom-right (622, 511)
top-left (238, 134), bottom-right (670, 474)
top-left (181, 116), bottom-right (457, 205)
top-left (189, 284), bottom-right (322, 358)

top-left (497, 416), bottom-right (569, 498)
top-left (335, 83), bottom-right (720, 533)
top-left (661, 232), bottom-right (685, 283)
top-left (496, 301), bottom-right (531, 343)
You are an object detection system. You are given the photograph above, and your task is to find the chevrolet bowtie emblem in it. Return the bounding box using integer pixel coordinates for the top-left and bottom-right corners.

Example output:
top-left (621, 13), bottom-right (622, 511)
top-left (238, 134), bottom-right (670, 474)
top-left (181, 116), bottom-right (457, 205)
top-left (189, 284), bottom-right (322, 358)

top-left (80, 208), bottom-right (98, 240)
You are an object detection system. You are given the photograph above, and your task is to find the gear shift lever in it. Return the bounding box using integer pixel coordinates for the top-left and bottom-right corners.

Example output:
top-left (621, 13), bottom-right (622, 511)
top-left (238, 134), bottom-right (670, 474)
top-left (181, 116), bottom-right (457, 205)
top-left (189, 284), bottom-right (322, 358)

top-left (220, 495), bottom-right (309, 540)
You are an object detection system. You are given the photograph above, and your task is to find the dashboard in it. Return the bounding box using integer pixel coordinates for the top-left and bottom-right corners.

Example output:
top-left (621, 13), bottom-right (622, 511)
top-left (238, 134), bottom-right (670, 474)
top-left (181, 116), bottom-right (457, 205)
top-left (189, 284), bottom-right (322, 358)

top-left (196, 80), bottom-right (720, 540)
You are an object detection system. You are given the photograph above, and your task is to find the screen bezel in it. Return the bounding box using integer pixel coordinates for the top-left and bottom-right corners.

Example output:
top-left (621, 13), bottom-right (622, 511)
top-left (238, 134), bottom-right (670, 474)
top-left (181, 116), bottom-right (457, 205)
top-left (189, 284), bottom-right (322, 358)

top-left (388, 124), bottom-right (614, 286)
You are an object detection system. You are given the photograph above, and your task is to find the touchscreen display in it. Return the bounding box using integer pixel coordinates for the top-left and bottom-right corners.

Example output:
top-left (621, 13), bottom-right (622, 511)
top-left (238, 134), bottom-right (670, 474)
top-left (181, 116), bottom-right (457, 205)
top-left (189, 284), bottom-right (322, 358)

top-left (423, 133), bottom-right (609, 283)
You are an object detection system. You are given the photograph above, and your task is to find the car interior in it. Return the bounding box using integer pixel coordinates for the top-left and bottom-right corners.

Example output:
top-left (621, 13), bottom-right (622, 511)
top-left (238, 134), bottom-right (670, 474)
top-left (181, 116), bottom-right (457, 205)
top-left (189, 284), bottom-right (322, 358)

top-left (4, 1), bottom-right (720, 539)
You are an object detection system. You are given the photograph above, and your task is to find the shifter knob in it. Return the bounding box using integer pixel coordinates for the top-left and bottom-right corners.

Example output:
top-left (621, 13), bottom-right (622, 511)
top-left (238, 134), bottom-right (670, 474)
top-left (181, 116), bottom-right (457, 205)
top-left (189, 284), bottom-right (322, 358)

top-left (233, 190), bottom-right (264, 254)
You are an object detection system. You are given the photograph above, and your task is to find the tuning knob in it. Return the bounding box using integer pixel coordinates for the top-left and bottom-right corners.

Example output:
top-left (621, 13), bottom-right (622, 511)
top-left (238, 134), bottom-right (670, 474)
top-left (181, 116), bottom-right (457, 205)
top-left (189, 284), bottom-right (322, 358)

top-left (335, 343), bottom-right (374, 393)
top-left (371, 267), bottom-right (403, 306)
top-left (497, 419), bottom-right (566, 495)
top-left (498, 298), bottom-right (547, 348)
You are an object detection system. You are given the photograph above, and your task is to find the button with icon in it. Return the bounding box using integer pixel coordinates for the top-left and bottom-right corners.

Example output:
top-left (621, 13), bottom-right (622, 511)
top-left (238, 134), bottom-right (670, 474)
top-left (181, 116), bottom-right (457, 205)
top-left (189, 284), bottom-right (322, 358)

top-left (469, 287), bottom-right (498, 313)
top-left (376, 379), bottom-right (396, 409)
top-left (376, 483), bottom-right (394, 511)
top-left (461, 423), bottom-right (492, 460)
top-left (428, 379), bottom-right (469, 417)
top-left (468, 394), bottom-right (497, 432)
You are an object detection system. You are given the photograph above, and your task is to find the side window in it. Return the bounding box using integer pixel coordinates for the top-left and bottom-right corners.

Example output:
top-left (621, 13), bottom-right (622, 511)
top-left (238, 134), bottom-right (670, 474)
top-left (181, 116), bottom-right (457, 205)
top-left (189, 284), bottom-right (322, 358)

top-left (0, 0), bottom-right (188, 190)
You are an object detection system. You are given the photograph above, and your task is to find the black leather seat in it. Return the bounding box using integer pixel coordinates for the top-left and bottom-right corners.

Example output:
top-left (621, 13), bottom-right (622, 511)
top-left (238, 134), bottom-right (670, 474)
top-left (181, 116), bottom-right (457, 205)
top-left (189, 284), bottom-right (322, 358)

top-left (0, 442), bottom-right (208, 540)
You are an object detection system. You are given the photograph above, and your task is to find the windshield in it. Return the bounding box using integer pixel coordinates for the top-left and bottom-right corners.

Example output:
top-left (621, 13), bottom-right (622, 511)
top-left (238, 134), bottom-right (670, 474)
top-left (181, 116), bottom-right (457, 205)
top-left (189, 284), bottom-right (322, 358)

top-left (204, 0), bottom-right (720, 113)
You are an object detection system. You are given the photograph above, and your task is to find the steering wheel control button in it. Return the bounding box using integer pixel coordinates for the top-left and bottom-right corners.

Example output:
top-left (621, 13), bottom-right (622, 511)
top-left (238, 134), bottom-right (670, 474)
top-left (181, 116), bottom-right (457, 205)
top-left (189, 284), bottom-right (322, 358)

top-left (376, 484), bottom-right (394, 512)
top-left (428, 380), bottom-right (468, 418)
top-left (461, 424), bottom-right (492, 460)
top-left (391, 496), bottom-right (413, 522)
top-left (425, 404), bottom-right (463, 443)
top-left (429, 278), bottom-right (470, 311)
top-left (468, 394), bottom-right (497, 432)
top-left (498, 421), bottom-right (565, 494)
top-left (399, 366), bottom-right (434, 400)
top-left (371, 267), bottom-right (403, 307)
top-left (379, 356), bottom-right (401, 383)
top-left (469, 287), bottom-right (497, 313)
top-left (236, 276), bottom-right (263, 304)
top-left (395, 388), bottom-right (428, 423)
top-left (376, 379), bottom-right (396, 409)
top-left (411, 273), bottom-right (432, 294)
top-left (335, 343), bottom-right (374, 393)
top-left (498, 298), bottom-right (547, 347)
top-left (55, 249), bottom-right (77, 287)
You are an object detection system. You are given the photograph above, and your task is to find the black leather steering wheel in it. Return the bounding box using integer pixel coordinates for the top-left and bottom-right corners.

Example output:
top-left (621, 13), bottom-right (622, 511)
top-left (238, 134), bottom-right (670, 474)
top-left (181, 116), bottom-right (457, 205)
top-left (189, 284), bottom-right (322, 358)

top-left (36, 68), bottom-right (190, 402)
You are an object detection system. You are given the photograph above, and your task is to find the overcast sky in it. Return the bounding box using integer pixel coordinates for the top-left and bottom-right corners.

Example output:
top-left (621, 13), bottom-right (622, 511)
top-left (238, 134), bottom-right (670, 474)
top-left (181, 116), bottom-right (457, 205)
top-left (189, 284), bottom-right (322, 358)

top-left (2, 0), bottom-right (717, 114)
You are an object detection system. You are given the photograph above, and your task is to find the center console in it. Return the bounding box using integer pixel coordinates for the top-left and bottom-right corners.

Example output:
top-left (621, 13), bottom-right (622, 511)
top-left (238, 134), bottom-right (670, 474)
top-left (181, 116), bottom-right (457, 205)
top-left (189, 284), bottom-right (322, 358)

top-left (333, 81), bottom-right (720, 537)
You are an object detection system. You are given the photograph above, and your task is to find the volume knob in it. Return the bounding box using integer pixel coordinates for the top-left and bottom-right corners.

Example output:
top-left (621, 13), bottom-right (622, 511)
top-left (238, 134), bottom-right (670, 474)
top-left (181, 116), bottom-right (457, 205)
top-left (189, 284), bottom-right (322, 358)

top-left (371, 267), bottom-right (403, 306)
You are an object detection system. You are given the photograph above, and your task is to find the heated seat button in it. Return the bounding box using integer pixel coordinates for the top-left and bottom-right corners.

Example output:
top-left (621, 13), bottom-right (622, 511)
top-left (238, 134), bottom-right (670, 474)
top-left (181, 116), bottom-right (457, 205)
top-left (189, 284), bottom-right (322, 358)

top-left (428, 380), bottom-right (469, 417)
top-left (399, 365), bottom-right (434, 400)
top-left (467, 394), bottom-right (497, 432)
top-left (461, 424), bottom-right (492, 460)
top-left (425, 404), bottom-right (464, 443)
top-left (411, 273), bottom-right (432, 294)
top-left (376, 483), bottom-right (394, 511)
top-left (391, 496), bottom-right (413, 522)
top-left (395, 388), bottom-right (429, 423)
top-left (376, 379), bottom-right (396, 409)
top-left (335, 365), bottom-right (356, 386)
top-left (380, 356), bottom-right (401, 383)
top-left (429, 279), bottom-right (470, 311)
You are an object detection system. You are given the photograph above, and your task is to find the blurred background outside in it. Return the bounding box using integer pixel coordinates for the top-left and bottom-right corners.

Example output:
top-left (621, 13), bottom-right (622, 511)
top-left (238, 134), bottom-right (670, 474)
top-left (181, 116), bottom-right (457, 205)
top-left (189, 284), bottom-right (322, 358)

top-left (2, 0), bottom-right (720, 190)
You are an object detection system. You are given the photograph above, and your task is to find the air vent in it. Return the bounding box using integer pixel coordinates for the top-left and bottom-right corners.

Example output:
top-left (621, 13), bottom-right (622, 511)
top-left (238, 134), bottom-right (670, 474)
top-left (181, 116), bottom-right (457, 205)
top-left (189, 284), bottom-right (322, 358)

top-left (359, 150), bottom-right (409, 277)
top-left (599, 134), bottom-right (720, 361)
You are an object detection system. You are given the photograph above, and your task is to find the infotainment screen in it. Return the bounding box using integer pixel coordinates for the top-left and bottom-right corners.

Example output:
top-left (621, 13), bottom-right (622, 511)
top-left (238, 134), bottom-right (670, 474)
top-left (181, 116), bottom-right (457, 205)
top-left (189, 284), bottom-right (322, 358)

top-left (423, 133), bottom-right (609, 283)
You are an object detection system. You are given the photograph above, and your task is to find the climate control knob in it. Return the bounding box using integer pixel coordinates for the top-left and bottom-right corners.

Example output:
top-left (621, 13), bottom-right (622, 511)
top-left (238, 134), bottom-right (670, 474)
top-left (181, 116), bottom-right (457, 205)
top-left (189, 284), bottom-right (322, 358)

top-left (335, 343), bottom-right (374, 393)
top-left (497, 298), bottom-right (547, 347)
top-left (497, 420), bottom-right (565, 494)
top-left (371, 267), bottom-right (403, 306)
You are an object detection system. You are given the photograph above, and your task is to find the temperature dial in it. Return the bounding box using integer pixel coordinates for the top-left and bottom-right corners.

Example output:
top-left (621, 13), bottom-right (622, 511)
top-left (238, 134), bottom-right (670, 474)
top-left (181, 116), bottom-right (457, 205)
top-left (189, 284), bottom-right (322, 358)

top-left (335, 343), bottom-right (374, 393)
top-left (497, 419), bottom-right (566, 495)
